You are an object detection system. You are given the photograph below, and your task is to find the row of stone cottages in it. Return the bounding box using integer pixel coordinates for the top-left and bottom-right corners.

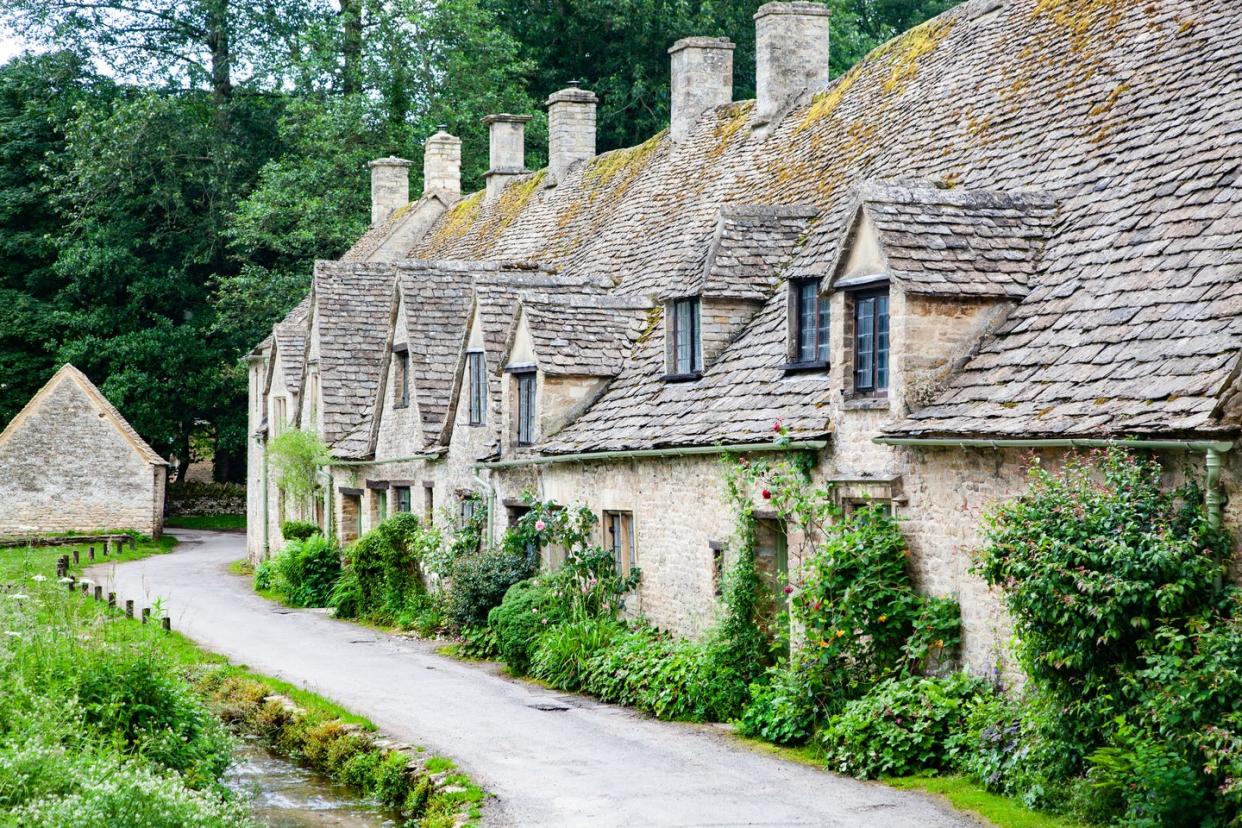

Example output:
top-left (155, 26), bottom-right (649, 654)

top-left (245, 0), bottom-right (1242, 673)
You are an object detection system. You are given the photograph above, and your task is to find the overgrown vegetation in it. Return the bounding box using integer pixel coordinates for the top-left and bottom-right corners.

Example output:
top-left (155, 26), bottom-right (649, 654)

top-left (331, 512), bottom-right (443, 631)
top-left (255, 533), bottom-right (341, 608)
top-left (267, 428), bottom-right (331, 515)
top-left (970, 449), bottom-right (1240, 824)
top-left (2, 534), bottom-right (483, 827)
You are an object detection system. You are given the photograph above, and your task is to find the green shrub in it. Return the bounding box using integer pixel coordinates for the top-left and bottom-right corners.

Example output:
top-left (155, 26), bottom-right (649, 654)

top-left (944, 689), bottom-right (1027, 794)
top-left (281, 519), bottom-right (320, 541)
top-left (271, 534), bottom-right (341, 607)
top-left (457, 625), bottom-right (499, 659)
top-left (737, 655), bottom-right (827, 746)
top-left (581, 624), bottom-right (672, 707)
top-left (253, 558), bottom-right (275, 591)
top-left (447, 545), bottom-right (538, 629)
top-left (332, 513), bottom-right (440, 625)
top-left (820, 673), bottom-right (992, 779)
top-left (488, 578), bottom-right (564, 675)
top-left (530, 617), bottom-right (623, 691)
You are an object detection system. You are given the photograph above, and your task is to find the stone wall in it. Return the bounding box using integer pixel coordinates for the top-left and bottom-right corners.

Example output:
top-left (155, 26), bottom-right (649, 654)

top-left (166, 481), bottom-right (246, 516)
top-left (0, 377), bottom-right (164, 537)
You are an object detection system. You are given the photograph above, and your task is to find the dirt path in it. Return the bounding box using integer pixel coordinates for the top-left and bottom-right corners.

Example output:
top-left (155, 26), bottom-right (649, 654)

top-left (89, 530), bottom-right (982, 827)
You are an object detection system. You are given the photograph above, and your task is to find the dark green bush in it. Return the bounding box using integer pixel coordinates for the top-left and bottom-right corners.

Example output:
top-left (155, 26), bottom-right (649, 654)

top-left (447, 545), bottom-right (538, 630)
top-left (332, 513), bottom-right (440, 625)
top-left (280, 520), bottom-right (321, 542)
top-left (487, 578), bottom-right (563, 675)
top-left (271, 534), bottom-right (341, 607)
top-left (737, 656), bottom-right (826, 746)
top-left (530, 616), bottom-right (623, 691)
top-left (819, 673), bottom-right (992, 779)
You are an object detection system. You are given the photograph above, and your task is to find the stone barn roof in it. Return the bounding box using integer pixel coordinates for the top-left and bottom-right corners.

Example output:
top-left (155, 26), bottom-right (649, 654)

top-left (0, 364), bottom-right (167, 466)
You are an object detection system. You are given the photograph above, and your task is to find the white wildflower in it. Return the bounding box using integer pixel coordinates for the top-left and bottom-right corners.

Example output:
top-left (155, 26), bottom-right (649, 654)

top-left (9, 593), bottom-right (29, 600)
top-left (30, 574), bottom-right (46, 582)
top-left (58, 577), bottom-right (72, 584)
top-left (5, 631), bottom-right (19, 637)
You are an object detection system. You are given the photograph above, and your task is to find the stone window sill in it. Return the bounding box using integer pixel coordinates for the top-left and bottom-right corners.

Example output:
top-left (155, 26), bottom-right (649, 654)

top-left (782, 360), bottom-right (828, 376)
top-left (843, 395), bottom-right (889, 411)
top-left (661, 371), bottom-right (702, 383)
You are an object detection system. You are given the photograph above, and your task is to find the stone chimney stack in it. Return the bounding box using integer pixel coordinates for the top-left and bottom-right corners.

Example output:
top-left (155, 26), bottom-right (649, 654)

top-left (668, 37), bottom-right (735, 144)
top-left (422, 126), bottom-right (461, 201)
top-left (484, 113), bottom-right (532, 201)
top-left (754, 1), bottom-right (831, 127)
top-left (368, 156), bottom-right (411, 225)
top-left (545, 82), bottom-right (598, 182)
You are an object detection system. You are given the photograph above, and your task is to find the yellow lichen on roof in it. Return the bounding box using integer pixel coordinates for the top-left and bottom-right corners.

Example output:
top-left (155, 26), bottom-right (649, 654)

top-left (1033, 0), bottom-right (1128, 52)
top-left (431, 190), bottom-right (483, 247)
top-left (797, 63), bottom-right (862, 132)
top-left (495, 170), bottom-right (546, 232)
top-left (877, 15), bottom-right (957, 95)
top-left (708, 101), bottom-right (754, 159)
top-left (584, 131), bottom-right (664, 195)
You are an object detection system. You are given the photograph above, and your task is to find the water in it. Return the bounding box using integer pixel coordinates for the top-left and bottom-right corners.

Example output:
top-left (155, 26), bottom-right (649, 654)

top-left (224, 737), bottom-right (398, 828)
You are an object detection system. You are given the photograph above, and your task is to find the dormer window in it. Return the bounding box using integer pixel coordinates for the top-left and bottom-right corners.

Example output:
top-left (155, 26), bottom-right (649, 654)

top-left (792, 280), bottom-right (829, 366)
top-left (516, 370), bottom-right (537, 446)
top-left (467, 351), bottom-right (486, 426)
top-left (393, 345), bottom-right (410, 408)
top-left (668, 297), bottom-right (701, 377)
top-left (852, 289), bottom-right (889, 394)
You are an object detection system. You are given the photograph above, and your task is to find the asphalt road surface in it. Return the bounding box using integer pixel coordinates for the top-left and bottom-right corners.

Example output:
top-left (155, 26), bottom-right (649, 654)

top-left (89, 529), bottom-right (982, 828)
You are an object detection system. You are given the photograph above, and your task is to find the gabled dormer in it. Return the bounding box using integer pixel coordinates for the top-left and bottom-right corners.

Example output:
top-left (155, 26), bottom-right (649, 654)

top-left (500, 291), bottom-right (648, 450)
top-left (826, 180), bottom-right (1057, 413)
top-left (662, 204), bottom-right (817, 381)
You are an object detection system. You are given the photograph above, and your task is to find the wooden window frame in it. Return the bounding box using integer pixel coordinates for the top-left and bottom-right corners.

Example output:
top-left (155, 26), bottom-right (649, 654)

top-left (789, 279), bottom-right (830, 369)
top-left (668, 297), bottom-right (702, 378)
top-left (393, 485), bottom-right (412, 514)
top-left (851, 288), bottom-right (890, 396)
top-left (604, 510), bottom-right (635, 577)
top-left (516, 371), bottom-right (537, 446)
top-left (467, 351), bottom-right (486, 426)
top-left (423, 482), bottom-right (434, 524)
top-left (393, 345), bottom-right (410, 409)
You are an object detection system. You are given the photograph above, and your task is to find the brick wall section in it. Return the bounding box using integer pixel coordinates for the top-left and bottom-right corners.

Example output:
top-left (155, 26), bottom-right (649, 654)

top-left (0, 376), bottom-right (164, 537)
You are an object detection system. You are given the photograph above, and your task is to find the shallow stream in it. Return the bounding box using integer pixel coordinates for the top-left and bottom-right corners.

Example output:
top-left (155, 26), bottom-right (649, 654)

top-left (224, 737), bottom-right (398, 827)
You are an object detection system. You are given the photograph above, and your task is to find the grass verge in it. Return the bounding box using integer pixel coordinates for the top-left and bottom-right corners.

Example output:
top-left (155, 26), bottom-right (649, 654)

top-left (166, 514), bottom-right (246, 531)
top-left (2, 538), bottom-right (483, 827)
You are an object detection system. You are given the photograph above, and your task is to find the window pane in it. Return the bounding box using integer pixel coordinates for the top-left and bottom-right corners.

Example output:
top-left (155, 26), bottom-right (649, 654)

top-left (690, 300), bottom-right (701, 372)
top-left (876, 295), bottom-right (890, 389)
top-left (797, 283), bottom-right (816, 362)
top-left (855, 297), bottom-right (874, 390)
top-left (816, 296), bottom-right (830, 363)
top-left (517, 374), bottom-right (535, 445)
top-left (675, 300), bottom-right (690, 373)
top-left (468, 353), bottom-right (485, 425)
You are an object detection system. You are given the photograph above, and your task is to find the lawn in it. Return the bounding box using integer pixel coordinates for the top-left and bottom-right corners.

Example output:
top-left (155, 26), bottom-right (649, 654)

top-left (0, 533), bottom-right (175, 581)
top-left (165, 513), bottom-right (246, 531)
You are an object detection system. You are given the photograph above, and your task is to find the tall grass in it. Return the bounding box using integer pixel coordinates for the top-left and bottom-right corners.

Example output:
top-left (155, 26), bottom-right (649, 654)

top-left (0, 573), bottom-right (253, 826)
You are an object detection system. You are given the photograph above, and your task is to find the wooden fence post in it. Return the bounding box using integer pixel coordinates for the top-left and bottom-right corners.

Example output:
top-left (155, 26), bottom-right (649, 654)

top-left (80, 582), bottom-right (88, 595)
top-left (130, 536), bottom-right (136, 551)
top-left (88, 547), bottom-right (94, 561)
top-left (161, 616), bottom-right (171, 633)
top-left (94, 586), bottom-right (102, 601)
top-left (72, 550), bottom-right (79, 565)
top-left (141, 607), bottom-right (150, 624)
top-left (124, 600), bottom-right (133, 619)
top-left (108, 592), bottom-right (116, 609)
top-left (67, 576), bottom-right (75, 591)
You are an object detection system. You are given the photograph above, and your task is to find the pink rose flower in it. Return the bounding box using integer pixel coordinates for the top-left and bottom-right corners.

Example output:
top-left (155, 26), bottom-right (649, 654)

top-left (535, 519), bottom-right (546, 531)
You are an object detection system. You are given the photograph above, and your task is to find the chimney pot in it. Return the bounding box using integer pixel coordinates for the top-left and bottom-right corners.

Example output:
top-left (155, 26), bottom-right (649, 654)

top-left (483, 113), bottom-right (532, 201)
top-left (754, 1), bottom-right (831, 126)
top-left (367, 156), bottom-right (411, 225)
top-left (423, 128), bottom-right (461, 201)
top-left (545, 85), bottom-right (598, 182)
top-left (668, 37), bottom-right (735, 144)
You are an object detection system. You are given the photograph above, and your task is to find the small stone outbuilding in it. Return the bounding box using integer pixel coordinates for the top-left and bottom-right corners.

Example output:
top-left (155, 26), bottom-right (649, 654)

top-left (0, 364), bottom-right (168, 538)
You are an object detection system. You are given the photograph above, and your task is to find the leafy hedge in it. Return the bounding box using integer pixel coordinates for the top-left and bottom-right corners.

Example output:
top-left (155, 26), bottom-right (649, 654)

top-left (331, 513), bottom-right (441, 627)
top-left (256, 533), bottom-right (341, 608)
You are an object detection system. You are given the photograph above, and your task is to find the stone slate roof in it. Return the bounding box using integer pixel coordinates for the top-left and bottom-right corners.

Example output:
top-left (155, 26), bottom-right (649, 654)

top-left (392, 0), bottom-right (1242, 448)
top-left (690, 205), bottom-right (818, 301)
top-left (510, 293), bottom-right (650, 377)
top-left (830, 182), bottom-right (1058, 299)
top-left (395, 266), bottom-right (475, 443)
top-left (272, 322), bottom-right (307, 395)
top-left (311, 262), bottom-right (397, 452)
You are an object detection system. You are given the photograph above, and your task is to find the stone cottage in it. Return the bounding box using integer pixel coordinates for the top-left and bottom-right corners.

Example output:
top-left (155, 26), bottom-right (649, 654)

top-left (0, 364), bottom-right (168, 537)
top-left (247, 0), bottom-right (1242, 672)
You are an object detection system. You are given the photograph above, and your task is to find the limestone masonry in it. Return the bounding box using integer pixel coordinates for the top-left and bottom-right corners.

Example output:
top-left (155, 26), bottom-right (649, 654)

top-left (246, 0), bottom-right (1242, 675)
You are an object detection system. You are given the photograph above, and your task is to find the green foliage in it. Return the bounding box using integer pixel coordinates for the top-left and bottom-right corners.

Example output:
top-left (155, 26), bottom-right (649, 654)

top-left (281, 519), bottom-right (321, 541)
top-left (268, 428), bottom-right (331, 512)
top-left (737, 655), bottom-right (827, 746)
top-left (0, 576), bottom-right (247, 825)
top-left (447, 544), bottom-right (539, 630)
top-left (267, 534), bottom-right (342, 608)
top-left (819, 673), bottom-right (993, 779)
top-left (332, 513), bottom-right (442, 626)
top-left (530, 617), bottom-right (624, 691)
top-left (488, 579), bottom-right (564, 675)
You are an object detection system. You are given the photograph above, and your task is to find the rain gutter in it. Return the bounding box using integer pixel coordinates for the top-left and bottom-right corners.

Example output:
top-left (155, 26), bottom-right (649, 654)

top-left (330, 451), bottom-right (444, 467)
top-left (472, 440), bottom-right (829, 470)
top-left (874, 436), bottom-right (1234, 528)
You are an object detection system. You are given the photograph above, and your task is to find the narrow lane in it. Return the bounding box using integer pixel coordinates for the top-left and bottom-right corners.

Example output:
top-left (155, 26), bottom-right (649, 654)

top-left (90, 530), bottom-right (981, 828)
